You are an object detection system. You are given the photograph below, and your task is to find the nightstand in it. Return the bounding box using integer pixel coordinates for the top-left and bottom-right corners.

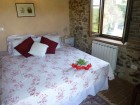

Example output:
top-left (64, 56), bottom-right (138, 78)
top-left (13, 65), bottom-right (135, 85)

top-left (65, 37), bottom-right (74, 47)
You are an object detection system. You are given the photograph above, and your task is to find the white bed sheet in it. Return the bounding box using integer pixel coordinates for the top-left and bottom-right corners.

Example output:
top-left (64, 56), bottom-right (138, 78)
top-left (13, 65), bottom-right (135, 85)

top-left (0, 45), bottom-right (114, 105)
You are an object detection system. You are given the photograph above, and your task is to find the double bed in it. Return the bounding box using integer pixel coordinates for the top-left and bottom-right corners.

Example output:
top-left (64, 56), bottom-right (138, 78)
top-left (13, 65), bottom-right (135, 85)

top-left (0, 35), bottom-right (114, 105)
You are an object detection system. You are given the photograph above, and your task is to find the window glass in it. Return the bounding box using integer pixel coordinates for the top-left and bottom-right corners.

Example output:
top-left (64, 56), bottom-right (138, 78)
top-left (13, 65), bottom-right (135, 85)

top-left (93, 0), bottom-right (100, 5)
top-left (92, 0), bottom-right (101, 33)
top-left (102, 0), bottom-right (127, 37)
top-left (92, 7), bottom-right (100, 32)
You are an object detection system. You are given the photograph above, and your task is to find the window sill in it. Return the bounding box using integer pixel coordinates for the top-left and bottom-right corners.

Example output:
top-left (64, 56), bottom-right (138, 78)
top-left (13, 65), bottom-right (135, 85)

top-left (93, 37), bottom-right (127, 46)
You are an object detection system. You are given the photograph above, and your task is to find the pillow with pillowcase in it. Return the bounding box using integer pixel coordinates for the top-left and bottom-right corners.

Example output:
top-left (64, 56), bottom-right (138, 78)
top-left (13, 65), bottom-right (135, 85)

top-left (43, 34), bottom-right (61, 49)
top-left (40, 36), bottom-right (58, 54)
top-left (29, 42), bottom-right (49, 57)
top-left (7, 34), bottom-right (35, 55)
top-left (9, 36), bottom-right (41, 56)
top-left (11, 39), bottom-right (24, 56)
top-left (32, 36), bottom-right (41, 42)
top-left (14, 37), bottom-right (34, 58)
top-left (12, 37), bottom-right (41, 56)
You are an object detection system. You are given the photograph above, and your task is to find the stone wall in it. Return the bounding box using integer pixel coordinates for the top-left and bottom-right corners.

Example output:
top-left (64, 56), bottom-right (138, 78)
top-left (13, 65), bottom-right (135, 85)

top-left (117, 0), bottom-right (140, 84)
top-left (69, 0), bottom-right (140, 84)
top-left (69, 0), bottom-right (93, 54)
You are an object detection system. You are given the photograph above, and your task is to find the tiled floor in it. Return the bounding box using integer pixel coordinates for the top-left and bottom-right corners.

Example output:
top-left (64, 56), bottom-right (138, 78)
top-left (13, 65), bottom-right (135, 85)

top-left (99, 77), bottom-right (140, 105)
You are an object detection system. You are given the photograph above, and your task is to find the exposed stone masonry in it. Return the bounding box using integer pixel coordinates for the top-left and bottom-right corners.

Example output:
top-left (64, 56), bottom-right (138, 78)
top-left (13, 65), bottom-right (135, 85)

top-left (69, 0), bottom-right (140, 84)
top-left (69, 0), bottom-right (93, 54)
top-left (117, 0), bottom-right (140, 84)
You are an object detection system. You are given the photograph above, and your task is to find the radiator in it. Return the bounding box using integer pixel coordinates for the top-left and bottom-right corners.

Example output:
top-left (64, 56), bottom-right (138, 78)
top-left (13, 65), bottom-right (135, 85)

top-left (92, 41), bottom-right (118, 72)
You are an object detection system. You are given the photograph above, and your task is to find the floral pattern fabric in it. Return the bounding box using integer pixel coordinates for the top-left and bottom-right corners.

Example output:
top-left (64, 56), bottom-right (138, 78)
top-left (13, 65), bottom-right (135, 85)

top-left (1, 45), bottom-right (114, 105)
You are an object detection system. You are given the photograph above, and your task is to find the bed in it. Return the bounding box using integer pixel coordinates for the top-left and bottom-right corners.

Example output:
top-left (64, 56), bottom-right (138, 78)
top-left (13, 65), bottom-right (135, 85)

top-left (0, 35), bottom-right (114, 105)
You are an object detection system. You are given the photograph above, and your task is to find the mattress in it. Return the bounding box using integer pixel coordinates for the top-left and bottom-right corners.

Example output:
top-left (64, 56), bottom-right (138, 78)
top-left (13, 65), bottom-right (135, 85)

top-left (0, 45), bottom-right (114, 105)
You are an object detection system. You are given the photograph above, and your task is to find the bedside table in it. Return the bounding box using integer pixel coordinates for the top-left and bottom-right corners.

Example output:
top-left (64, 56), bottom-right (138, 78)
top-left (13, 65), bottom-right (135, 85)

top-left (65, 37), bottom-right (74, 47)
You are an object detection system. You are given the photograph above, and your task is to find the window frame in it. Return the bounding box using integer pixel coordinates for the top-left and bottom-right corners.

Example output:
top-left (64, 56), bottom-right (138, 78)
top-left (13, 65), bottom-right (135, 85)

top-left (90, 0), bottom-right (133, 43)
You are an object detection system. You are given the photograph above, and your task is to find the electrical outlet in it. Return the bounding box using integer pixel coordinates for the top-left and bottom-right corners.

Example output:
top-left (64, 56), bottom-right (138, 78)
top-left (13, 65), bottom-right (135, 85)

top-left (131, 64), bottom-right (138, 70)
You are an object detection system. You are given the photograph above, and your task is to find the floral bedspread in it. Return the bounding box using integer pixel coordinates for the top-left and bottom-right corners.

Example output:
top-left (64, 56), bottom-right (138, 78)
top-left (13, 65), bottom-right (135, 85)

top-left (1, 45), bottom-right (114, 105)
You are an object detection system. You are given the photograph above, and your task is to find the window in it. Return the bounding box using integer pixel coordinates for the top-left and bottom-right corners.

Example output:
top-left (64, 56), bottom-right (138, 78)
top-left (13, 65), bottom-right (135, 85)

top-left (92, 0), bottom-right (100, 33)
top-left (90, 0), bottom-right (132, 43)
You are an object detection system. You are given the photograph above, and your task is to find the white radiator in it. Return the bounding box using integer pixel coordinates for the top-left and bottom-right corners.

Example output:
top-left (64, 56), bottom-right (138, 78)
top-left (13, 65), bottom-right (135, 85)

top-left (92, 41), bottom-right (118, 72)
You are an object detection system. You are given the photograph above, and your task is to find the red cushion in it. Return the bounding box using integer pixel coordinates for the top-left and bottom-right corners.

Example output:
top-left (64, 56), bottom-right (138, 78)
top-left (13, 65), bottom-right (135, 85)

top-left (40, 37), bottom-right (58, 54)
top-left (14, 37), bottom-right (34, 58)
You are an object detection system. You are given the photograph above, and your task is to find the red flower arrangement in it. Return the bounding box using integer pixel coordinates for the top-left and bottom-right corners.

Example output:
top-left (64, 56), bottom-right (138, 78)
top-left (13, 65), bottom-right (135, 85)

top-left (71, 59), bottom-right (92, 70)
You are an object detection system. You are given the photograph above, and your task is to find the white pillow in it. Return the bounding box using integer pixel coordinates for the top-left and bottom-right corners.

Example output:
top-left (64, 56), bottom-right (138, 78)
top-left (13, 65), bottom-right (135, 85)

top-left (7, 34), bottom-right (35, 54)
top-left (43, 34), bottom-right (61, 49)
top-left (32, 36), bottom-right (41, 42)
top-left (28, 42), bottom-right (48, 57)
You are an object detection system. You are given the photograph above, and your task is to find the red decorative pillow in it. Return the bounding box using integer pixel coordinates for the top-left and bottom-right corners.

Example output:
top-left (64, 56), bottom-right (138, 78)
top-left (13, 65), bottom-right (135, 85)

top-left (14, 37), bottom-right (34, 58)
top-left (40, 36), bottom-right (58, 54)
